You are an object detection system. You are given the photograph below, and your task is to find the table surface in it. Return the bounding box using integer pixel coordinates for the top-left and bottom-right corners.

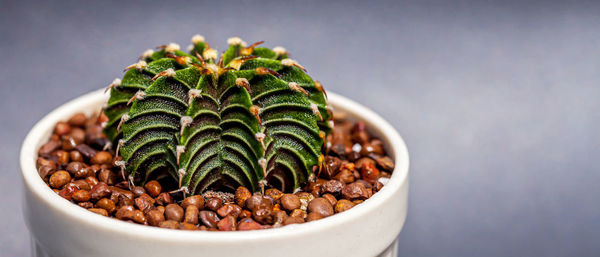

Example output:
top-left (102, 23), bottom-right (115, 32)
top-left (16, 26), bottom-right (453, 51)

top-left (2, 0), bottom-right (599, 256)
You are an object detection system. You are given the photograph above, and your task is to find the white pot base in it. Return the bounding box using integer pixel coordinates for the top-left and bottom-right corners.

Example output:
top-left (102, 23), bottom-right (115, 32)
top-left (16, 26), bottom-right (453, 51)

top-left (31, 238), bottom-right (399, 257)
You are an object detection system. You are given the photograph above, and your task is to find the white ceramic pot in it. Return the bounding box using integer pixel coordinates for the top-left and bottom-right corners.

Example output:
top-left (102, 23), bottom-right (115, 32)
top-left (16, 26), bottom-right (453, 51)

top-left (20, 89), bottom-right (409, 257)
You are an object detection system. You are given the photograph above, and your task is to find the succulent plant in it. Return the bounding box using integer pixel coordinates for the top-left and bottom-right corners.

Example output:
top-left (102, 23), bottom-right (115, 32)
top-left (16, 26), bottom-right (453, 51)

top-left (103, 35), bottom-right (331, 194)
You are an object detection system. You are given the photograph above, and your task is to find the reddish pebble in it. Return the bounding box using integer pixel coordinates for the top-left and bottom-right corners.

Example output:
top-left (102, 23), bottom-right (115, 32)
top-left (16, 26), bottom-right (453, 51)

top-left (96, 198), bottom-right (116, 213)
top-left (280, 194), bottom-right (301, 211)
top-left (306, 212), bottom-right (323, 222)
top-left (341, 182), bottom-right (369, 200)
top-left (322, 180), bottom-right (344, 195)
top-left (146, 209), bottom-right (165, 226)
top-left (217, 215), bottom-right (236, 231)
top-left (72, 190), bottom-right (91, 202)
top-left (217, 204), bottom-right (242, 218)
top-left (361, 163), bottom-right (380, 184)
top-left (38, 141), bottom-right (60, 156)
top-left (69, 151), bottom-right (83, 162)
top-left (135, 194), bottom-right (155, 213)
top-left (155, 192), bottom-right (173, 206)
top-left (91, 151), bottom-right (112, 165)
top-left (179, 223), bottom-right (198, 230)
top-left (308, 197), bottom-right (334, 217)
top-left (88, 208), bottom-right (108, 216)
top-left (158, 220), bottom-right (179, 229)
top-left (90, 182), bottom-right (111, 201)
top-left (165, 204), bottom-right (184, 222)
top-left (54, 121), bottom-right (71, 136)
top-left (98, 169), bottom-right (118, 185)
top-left (334, 169), bottom-right (355, 184)
top-left (181, 195), bottom-right (205, 209)
top-left (322, 193), bottom-right (338, 206)
top-left (252, 208), bottom-right (274, 225)
top-left (131, 186), bottom-right (146, 198)
top-left (85, 176), bottom-right (99, 187)
top-left (115, 205), bottom-right (135, 220)
top-left (334, 199), bottom-right (355, 213)
top-left (237, 218), bottom-right (263, 231)
top-left (205, 197), bottom-right (223, 212)
top-left (131, 210), bottom-right (146, 224)
top-left (144, 180), bottom-right (162, 197)
top-left (68, 113), bottom-right (87, 127)
top-left (283, 216), bottom-right (304, 225)
top-left (289, 209), bottom-right (307, 219)
top-left (199, 210), bottom-right (220, 228)
top-left (184, 206), bottom-right (199, 225)
top-left (58, 183), bottom-right (78, 201)
top-left (49, 171), bottom-right (71, 189)
top-left (245, 195), bottom-right (273, 211)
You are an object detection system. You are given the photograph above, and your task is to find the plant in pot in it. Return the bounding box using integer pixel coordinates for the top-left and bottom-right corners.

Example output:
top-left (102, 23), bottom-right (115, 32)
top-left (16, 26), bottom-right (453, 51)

top-left (20, 35), bottom-right (409, 257)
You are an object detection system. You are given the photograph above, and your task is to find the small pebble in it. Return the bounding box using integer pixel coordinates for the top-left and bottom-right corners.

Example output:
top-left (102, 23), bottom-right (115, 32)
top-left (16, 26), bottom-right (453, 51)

top-left (205, 197), bottom-right (223, 212)
top-left (158, 220), bottom-right (179, 229)
top-left (38, 165), bottom-right (55, 180)
top-left (252, 208), bottom-right (274, 225)
top-left (69, 151), bottom-right (83, 162)
top-left (131, 186), bottom-right (146, 198)
top-left (322, 180), bottom-right (343, 195)
top-left (54, 121), bottom-right (71, 136)
top-left (179, 223), bottom-right (198, 230)
top-left (155, 192), bottom-right (173, 206)
top-left (91, 151), bottom-right (112, 165)
top-left (289, 209), bottom-right (307, 219)
top-left (68, 113), bottom-right (87, 127)
top-left (184, 206), bottom-right (199, 225)
top-left (283, 216), bottom-right (304, 225)
top-left (306, 212), bottom-right (323, 222)
top-left (49, 171), bottom-right (71, 189)
top-left (88, 208), bottom-right (109, 216)
top-left (322, 193), bottom-right (337, 206)
top-left (217, 204), bottom-right (242, 218)
top-left (146, 209), bottom-right (165, 226)
top-left (237, 218), bottom-right (263, 231)
top-left (280, 194), bottom-right (301, 211)
top-left (165, 204), bottom-right (184, 222)
top-left (199, 210), bottom-right (220, 228)
top-left (308, 197), bottom-right (334, 217)
top-left (217, 215), bottom-right (236, 231)
top-left (341, 182), bottom-right (369, 200)
top-left (334, 199), bottom-right (355, 213)
top-left (245, 195), bottom-right (272, 211)
top-left (144, 180), bottom-right (162, 197)
top-left (72, 190), bottom-right (91, 202)
top-left (181, 195), bottom-right (205, 209)
top-left (90, 182), bottom-right (111, 201)
top-left (96, 198), bottom-right (116, 213)
top-left (135, 194), bottom-right (155, 213)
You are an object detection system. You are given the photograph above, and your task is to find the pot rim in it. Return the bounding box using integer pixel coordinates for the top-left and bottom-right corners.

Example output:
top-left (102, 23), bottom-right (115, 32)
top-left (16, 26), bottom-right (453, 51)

top-left (20, 88), bottom-right (409, 243)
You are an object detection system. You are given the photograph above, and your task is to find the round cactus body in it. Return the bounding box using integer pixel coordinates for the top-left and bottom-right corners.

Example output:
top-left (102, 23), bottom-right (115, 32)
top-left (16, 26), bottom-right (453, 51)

top-left (104, 35), bottom-right (330, 194)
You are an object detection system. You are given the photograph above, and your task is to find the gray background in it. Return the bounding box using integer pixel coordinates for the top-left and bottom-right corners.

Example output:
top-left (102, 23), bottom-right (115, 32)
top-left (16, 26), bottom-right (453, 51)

top-left (1, 0), bottom-right (599, 256)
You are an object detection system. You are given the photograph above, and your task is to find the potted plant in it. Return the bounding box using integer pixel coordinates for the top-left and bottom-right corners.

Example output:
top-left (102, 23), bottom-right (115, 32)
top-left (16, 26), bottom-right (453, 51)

top-left (20, 35), bottom-right (409, 257)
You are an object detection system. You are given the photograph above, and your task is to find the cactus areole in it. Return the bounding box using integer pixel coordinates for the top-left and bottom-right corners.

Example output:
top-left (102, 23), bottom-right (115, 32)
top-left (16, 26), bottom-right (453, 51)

top-left (103, 35), bottom-right (331, 195)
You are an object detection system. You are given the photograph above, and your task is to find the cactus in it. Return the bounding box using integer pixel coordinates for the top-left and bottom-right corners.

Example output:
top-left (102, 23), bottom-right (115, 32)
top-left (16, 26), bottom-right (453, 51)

top-left (104, 35), bottom-right (330, 194)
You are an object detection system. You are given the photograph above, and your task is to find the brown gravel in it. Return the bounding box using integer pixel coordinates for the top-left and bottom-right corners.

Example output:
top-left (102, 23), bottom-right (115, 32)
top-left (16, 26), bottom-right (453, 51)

top-left (37, 112), bottom-right (394, 231)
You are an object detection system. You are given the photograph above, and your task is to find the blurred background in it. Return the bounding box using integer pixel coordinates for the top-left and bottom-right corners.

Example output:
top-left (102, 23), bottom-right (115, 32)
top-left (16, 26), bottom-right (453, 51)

top-left (2, 0), bottom-right (599, 256)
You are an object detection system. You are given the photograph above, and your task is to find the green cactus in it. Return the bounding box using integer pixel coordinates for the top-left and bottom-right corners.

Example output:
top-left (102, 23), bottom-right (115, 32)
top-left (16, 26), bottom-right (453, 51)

top-left (104, 35), bottom-right (330, 194)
